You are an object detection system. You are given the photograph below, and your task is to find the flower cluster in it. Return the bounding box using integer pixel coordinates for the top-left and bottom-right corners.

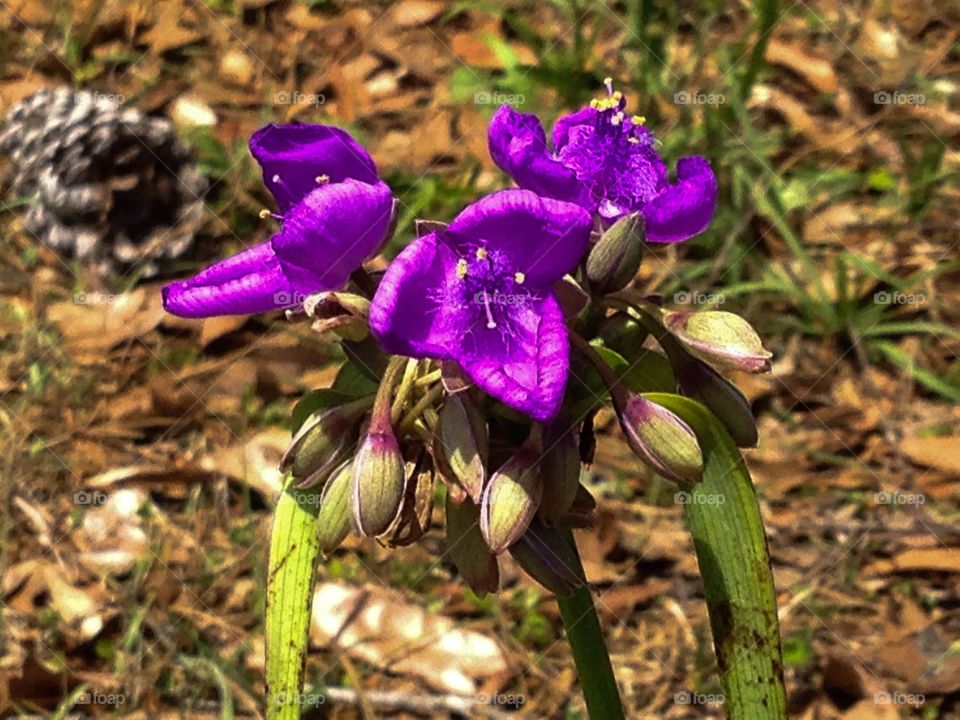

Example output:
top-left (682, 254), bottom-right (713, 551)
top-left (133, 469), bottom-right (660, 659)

top-left (163, 85), bottom-right (769, 594)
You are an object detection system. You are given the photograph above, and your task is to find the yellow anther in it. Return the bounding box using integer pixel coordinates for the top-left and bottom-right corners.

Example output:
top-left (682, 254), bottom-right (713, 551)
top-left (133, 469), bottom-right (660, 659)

top-left (590, 98), bottom-right (601, 109)
top-left (315, 174), bottom-right (330, 184)
top-left (259, 209), bottom-right (272, 219)
top-left (632, 114), bottom-right (646, 125)
top-left (612, 91), bottom-right (623, 102)
top-left (475, 248), bottom-right (488, 260)
top-left (456, 258), bottom-right (468, 278)
top-left (514, 272), bottom-right (525, 284)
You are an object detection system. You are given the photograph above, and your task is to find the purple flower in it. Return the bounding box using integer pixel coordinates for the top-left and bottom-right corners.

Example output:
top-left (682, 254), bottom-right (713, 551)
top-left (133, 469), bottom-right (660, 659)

top-left (369, 190), bottom-right (592, 421)
top-left (487, 83), bottom-right (717, 242)
top-left (163, 124), bottom-right (394, 318)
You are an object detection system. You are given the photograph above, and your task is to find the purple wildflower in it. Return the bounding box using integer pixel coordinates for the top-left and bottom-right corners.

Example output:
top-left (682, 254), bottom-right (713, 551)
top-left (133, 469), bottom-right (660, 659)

top-left (487, 81), bottom-right (717, 242)
top-left (163, 124), bottom-right (394, 318)
top-left (368, 190), bottom-right (592, 421)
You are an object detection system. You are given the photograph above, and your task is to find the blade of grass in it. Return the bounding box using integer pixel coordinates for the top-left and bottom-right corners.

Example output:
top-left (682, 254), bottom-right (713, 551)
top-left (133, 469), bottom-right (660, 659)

top-left (265, 476), bottom-right (322, 720)
top-left (648, 393), bottom-right (787, 720)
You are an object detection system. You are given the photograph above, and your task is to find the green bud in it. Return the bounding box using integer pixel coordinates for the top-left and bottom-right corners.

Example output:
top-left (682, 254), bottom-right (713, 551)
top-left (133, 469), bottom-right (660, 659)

top-left (586, 212), bottom-right (645, 295)
top-left (509, 522), bottom-right (585, 596)
top-left (351, 422), bottom-right (406, 536)
top-left (445, 496), bottom-right (499, 595)
top-left (598, 312), bottom-right (649, 358)
top-left (676, 357), bottom-right (758, 448)
top-left (435, 394), bottom-right (488, 503)
top-left (479, 446), bottom-right (543, 554)
top-left (281, 398), bottom-right (369, 487)
top-left (316, 460), bottom-right (354, 554)
top-left (618, 393), bottom-right (703, 486)
top-left (663, 310), bottom-right (772, 373)
top-left (536, 421), bottom-right (581, 527)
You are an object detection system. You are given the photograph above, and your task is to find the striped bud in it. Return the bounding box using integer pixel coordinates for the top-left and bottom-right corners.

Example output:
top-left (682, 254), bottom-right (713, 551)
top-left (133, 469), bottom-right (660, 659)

top-left (586, 212), bottom-right (645, 295)
top-left (351, 420), bottom-right (406, 536)
top-left (316, 460), bottom-right (353, 554)
top-left (281, 398), bottom-right (370, 487)
top-left (435, 394), bottom-right (487, 503)
top-left (662, 310), bottom-right (772, 373)
top-left (480, 445), bottom-right (543, 554)
top-left (618, 393), bottom-right (703, 486)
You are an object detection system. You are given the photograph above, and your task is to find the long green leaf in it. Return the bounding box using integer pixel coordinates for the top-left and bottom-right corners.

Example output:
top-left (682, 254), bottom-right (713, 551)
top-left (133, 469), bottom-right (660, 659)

top-left (649, 393), bottom-right (787, 720)
top-left (265, 476), bottom-right (321, 720)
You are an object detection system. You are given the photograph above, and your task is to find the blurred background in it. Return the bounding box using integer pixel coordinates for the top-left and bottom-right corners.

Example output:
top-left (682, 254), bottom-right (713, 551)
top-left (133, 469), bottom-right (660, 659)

top-left (0, 0), bottom-right (958, 718)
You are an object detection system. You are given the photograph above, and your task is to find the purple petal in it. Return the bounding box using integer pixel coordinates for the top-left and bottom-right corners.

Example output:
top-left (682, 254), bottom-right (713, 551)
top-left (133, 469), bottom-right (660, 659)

top-left (551, 107), bottom-right (598, 152)
top-left (445, 189), bottom-right (592, 288)
top-left (488, 105), bottom-right (588, 206)
top-left (369, 233), bottom-right (466, 358)
top-left (162, 241), bottom-right (295, 318)
top-left (273, 179), bottom-right (394, 291)
top-left (458, 294), bottom-right (569, 422)
top-left (642, 156), bottom-right (717, 243)
top-left (250, 124), bottom-right (380, 212)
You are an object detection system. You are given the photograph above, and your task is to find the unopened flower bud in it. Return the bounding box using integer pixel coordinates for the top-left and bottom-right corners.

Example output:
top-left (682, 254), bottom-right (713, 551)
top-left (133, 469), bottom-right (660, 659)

top-left (509, 522), bottom-right (585, 596)
top-left (351, 419), bottom-right (406, 536)
top-left (662, 310), bottom-right (772, 373)
top-left (445, 496), bottom-right (499, 594)
top-left (586, 212), bottom-right (645, 295)
top-left (281, 398), bottom-right (370, 486)
top-left (618, 393), bottom-right (703, 486)
top-left (316, 460), bottom-right (353, 554)
top-left (480, 444), bottom-right (543, 554)
top-left (598, 312), bottom-right (648, 358)
top-left (435, 394), bottom-right (488, 503)
top-left (676, 357), bottom-right (758, 448)
top-left (537, 420), bottom-right (581, 526)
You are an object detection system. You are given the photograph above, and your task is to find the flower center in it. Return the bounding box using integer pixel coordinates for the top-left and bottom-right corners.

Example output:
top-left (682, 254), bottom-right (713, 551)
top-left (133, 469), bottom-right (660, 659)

top-left (452, 246), bottom-right (531, 331)
top-left (558, 80), bottom-right (662, 217)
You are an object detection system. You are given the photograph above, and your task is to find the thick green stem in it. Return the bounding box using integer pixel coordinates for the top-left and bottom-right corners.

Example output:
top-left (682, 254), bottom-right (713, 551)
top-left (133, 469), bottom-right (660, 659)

top-left (556, 531), bottom-right (626, 720)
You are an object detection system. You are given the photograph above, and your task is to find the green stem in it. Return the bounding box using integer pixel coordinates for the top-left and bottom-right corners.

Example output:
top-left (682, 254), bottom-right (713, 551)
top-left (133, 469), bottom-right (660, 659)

top-left (556, 531), bottom-right (626, 720)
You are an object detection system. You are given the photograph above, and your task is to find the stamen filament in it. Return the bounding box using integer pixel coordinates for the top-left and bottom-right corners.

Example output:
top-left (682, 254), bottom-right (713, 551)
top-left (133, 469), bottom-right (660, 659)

top-left (482, 290), bottom-right (497, 329)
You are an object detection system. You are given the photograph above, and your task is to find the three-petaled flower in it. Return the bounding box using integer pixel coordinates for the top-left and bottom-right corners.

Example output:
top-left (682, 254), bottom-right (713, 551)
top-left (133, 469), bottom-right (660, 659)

top-left (163, 124), bottom-right (394, 318)
top-left (488, 81), bottom-right (717, 242)
top-left (369, 190), bottom-right (592, 421)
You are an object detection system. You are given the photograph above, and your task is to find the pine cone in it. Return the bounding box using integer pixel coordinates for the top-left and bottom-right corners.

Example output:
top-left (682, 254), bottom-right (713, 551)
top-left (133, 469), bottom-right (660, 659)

top-left (0, 88), bottom-right (206, 278)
